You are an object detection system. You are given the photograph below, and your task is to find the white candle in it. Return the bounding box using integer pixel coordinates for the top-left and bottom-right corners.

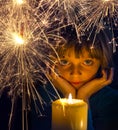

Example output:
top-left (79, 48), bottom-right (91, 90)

top-left (52, 94), bottom-right (88, 130)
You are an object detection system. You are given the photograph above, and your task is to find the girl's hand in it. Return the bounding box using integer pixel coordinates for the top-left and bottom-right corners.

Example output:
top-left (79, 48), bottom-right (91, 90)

top-left (48, 70), bottom-right (76, 98)
top-left (77, 68), bottom-right (114, 102)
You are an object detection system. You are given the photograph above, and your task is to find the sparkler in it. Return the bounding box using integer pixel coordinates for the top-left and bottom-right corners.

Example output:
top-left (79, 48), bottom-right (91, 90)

top-left (53, 0), bottom-right (118, 51)
top-left (77, 0), bottom-right (118, 50)
top-left (78, 0), bottom-right (118, 29)
top-left (0, 0), bottom-right (65, 130)
top-left (0, 0), bottom-right (118, 130)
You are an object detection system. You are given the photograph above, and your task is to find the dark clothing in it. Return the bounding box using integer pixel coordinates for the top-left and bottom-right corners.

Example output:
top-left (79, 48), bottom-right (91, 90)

top-left (0, 88), bottom-right (22, 130)
top-left (90, 86), bottom-right (118, 130)
top-left (0, 85), bottom-right (118, 130)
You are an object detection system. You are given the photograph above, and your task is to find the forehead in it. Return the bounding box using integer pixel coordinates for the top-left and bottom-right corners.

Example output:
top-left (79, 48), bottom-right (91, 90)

top-left (60, 47), bottom-right (92, 59)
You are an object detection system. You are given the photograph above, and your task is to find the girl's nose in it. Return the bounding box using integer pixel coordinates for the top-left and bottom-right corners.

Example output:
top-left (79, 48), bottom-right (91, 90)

top-left (70, 66), bottom-right (82, 75)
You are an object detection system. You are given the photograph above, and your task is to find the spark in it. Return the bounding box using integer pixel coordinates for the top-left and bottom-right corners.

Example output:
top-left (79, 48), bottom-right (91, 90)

top-left (12, 33), bottom-right (25, 45)
top-left (78, 0), bottom-right (118, 31)
top-left (77, 0), bottom-right (118, 51)
top-left (103, 0), bottom-right (111, 2)
top-left (13, 0), bottom-right (25, 5)
top-left (0, 0), bottom-right (64, 130)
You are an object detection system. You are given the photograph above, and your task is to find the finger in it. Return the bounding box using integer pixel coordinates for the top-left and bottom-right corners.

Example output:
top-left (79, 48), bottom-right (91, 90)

top-left (107, 67), bottom-right (114, 81)
top-left (103, 67), bottom-right (114, 85)
top-left (101, 69), bottom-right (108, 80)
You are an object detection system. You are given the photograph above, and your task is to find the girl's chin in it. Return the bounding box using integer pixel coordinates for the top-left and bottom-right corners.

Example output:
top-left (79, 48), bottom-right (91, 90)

top-left (71, 83), bottom-right (84, 89)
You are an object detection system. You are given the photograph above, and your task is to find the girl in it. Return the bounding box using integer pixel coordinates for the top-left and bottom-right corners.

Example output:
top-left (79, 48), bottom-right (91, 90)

top-left (49, 30), bottom-right (118, 130)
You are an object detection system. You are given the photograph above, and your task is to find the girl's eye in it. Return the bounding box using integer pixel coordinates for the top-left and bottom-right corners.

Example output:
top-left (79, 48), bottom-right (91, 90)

top-left (60, 60), bottom-right (70, 66)
top-left (83, 59), bottom-right (93, 66)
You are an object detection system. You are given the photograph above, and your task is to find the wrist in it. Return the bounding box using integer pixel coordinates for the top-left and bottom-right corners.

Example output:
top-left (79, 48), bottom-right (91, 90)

top-left (76, 91), bottom-right (88, 103)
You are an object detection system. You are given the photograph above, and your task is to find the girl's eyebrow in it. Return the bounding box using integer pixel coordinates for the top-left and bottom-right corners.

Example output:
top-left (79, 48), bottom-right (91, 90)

top-left (83, 57), bottom-right (94, 59)
top-left (84, 57), bottom-right (93, 58)
top-left (80, 56), bottom-right (94, 60)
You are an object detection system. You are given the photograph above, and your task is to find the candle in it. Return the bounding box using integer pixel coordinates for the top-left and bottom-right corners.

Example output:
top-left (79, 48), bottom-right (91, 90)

top-left (52, 94), bottom-right (88, 130)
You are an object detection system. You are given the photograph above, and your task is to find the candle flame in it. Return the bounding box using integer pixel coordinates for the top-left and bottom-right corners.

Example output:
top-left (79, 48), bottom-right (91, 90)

top-left (68, 93), bottom-right (73, 104)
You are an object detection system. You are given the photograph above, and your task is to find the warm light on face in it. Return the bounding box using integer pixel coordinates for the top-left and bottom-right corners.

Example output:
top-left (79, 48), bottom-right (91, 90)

top-left (12, 33), bottom-right (25, 45)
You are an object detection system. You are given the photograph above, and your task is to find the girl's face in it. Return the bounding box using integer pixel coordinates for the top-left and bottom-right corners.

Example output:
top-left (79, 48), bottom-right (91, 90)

top-left (56, 47), bottom-right (101, 90)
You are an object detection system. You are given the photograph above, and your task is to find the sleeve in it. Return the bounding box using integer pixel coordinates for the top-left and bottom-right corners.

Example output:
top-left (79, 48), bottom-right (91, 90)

top-left (87, 108), bottom-right (94, 130)
top-left (89, 86), bottom-right (118, 130)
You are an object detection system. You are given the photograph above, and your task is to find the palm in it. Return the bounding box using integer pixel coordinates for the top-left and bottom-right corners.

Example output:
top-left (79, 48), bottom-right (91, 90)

top-left (77, 68), bottom-right (114, 101)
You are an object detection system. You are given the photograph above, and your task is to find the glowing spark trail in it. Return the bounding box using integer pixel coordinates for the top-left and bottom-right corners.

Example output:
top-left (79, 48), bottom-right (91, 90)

top-left (13, 0), bottom-right (24, 5)
top-left (12, 33), bottom-right (25, 45)
top-left (0, 0), bottom-right (65, 130)
top-left (76, 0), bottom-right (118, 51)
top-left (77, 0), bottom-right (118, 33)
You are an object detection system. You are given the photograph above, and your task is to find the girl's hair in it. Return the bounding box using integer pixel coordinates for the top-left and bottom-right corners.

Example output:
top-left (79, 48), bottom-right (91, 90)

top-left (56, 30), bottom-right (113, 69)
